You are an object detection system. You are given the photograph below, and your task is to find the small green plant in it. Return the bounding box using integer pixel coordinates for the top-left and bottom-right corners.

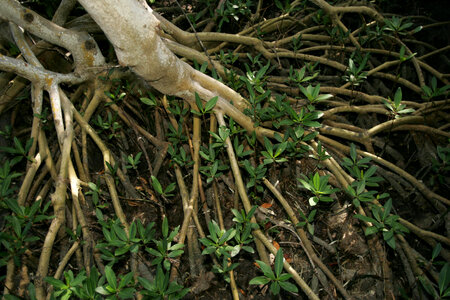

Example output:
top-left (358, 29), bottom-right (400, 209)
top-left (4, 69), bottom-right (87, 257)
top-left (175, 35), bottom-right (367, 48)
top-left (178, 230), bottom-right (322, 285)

top-left (136, 219), bottom-right (156, 247)
top-left (422, 77), bottom-right (450, 100)
top-left (218, 50), bottom-right (239, 65)
top-left (151, 175), bottom-right (176, 199)
top-left (199, 220), bottom-right (237, 258)
top-left (95, 266), bottom-right (135, 299)
top-left (310, 141), bottom-right (331, 164)
top-left (200, 160), bottom-right (228, 184)
top-left (104, 89), bottom-right (126, 106)
top-left (354, 199), bottom-right (409, 249)
top-left (243, 86), bottom-right (271, 125)
top-left (140, 92), bottom-right (158, 107)
top-left (0, 198), bottom-right (52, 267)
top-left (0, 160), bottom-right (22, 205)
top-left (291, 35), bottom-right (303, 52)
top-left (299, 84), bottom-right (333, 104)
top-left (431, 143), bottom-right (450, 186)
top-left (0, 124), bottom-right (12, 139)
top-left (125, 152), bottom-right (142, 170)
top-left (418, 244), bottom-right (450, 299)
top-left (0, 137), bottom-right (33, 165)
top-left (145, 217), bottom-right (184, 270)
top-left (105, 161), bottom-right (119, 185)
top-left (298, 172), bottom-right (339, 206)
top-left (241, 62), bottom-right (270, 93)
top-left (341, 143), bottom-right (369, 169)
top-left (346, 181), bottom-right (383, 208)
top-left (191, 93), bottom-right (218, 116)
top-left (296, 209), bottom-right (317, 235)
top-left (343, 56), bottom-right (368, 86)
top-left (288, 66), bottom-right (318, 84)
top-left (211, 257), bottom-right (240, 283)
top-left (397, 45), bottom-right (416, 62)
top-left (231, 205), bottom-right (259, 231)
top-left (233, 136), bottom-right (253, 158)
top-left (217, 0), bottom-right (252, 32)
top-left (167, 145), bottom-right (192, 167)
top-left (383, 16), bottom-right (420, 36)
top-left (278, 105), bottom-right (323, 129)
top-left (138, 265), bottom-right (189, 299)
top-left (93, 112), bottom-right (122, 139)
top-left (45, 270), bottom-right (87, 300)
top-left (242, 160), bottom-right (267, 193)
top-left (33, 107), bottom-right (50, 129)
top-left (209, 126), bottom-right (230, 149)
top-left (246, 53), bottom-right (263, 68)
top-left (167, 123), bottom-right (188, 146)
top-left (383, 87), bottom-right (415, 118)
top-left (96, 219), bottom-right (140, 265)
top-left (327, 26), bottom-right (350, 44)
top-left (261, 136), bottom-right (288, 165)
top-left (249, 248), bottom-right (298, 295)
top-left (274, 0), bottom-right (293, 14)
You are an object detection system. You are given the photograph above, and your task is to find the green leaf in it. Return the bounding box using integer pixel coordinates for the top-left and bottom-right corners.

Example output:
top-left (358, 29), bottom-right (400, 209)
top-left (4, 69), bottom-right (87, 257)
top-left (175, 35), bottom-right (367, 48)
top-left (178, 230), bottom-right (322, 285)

top-left (256, 260), bottom-right (275, 279)
top-left (263, 137), bottom-right (273, 157)
top-left (279, 280), bottom-right (298, 293)
top-left (383, 230), bottom-right (396, 249)
top-left (13, 137), bottom-right (25, 154)
top-left (439, 263), bottom-right (450, 296)
top-left (195, 92), bottom-right (204, 113)
top-left (365, 226), bottom-right (379, 236)
top-left (11, 217), bottom-right (21, 237)
top-left (44, 277), bottom-right (66, 289)
top-left (278, 273), bottom-right (292, 281)
top-left (105, 266), bottom-right (117, 290)
top-left (270, 281), bottom-right (281, 295)
top-left (95, 286), bottom-right (111, 296)
top-left (118, 287), bottom-right (136, 299)
top-left (383, 199), bottom-right (392, 220)
top-left (5, 198), bottom-right (22, 216)
top-left (140, 96), bottom-right (157, 106)
top-left (162, 216), bottom-right (169, 238)
top-left (138, 276), bottom-right (153, 291)
top-left (205, 96), bottom-right (219, 112)
top-left (118, 272), bottom-right (134, 290)
top-left (249, 276), bottom-right (271, 285)
top-left (151, 176), bottom-right (163, 195)
top-left (394, 87), bottom-right (402, 107)
top-left (419, 275), bottom-right (436, 297)
top-left (432, 243), bottom-right (442, 261)
top-left (113, 223), bottom-right (128, 242)
top-left (274, 249), bottom-right (284, 277)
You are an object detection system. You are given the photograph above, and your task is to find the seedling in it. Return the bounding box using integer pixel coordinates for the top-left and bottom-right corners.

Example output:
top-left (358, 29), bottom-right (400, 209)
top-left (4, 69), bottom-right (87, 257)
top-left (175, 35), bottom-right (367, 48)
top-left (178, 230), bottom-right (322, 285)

top-left (296, 209), bottom-right (317, 235)
top-left (249, 249), bottom-right (298, 295)
top-left (298, 172), bottom-right (339, 206)
top-left (199, 220), bottom-right (237, 258)
top-left (139, 265), bottom-right (189, 299)
top-left (95, 266), bottom-right (135, 299)
top-left (45, 270), bottom-right (87, 300)
top-left (125, 152), bottom-right (142, 170)
top-left (261, 136), bottom-right (288, 165)
top-left (299, 84), bottom-right (333, 104)
top-left (191, 93), bottom-right (218, 116)
top-left (145, 217), bottom-right (184, 270)
top-left (354, 199), bottom-right (409, 249)
top-left (422, 77), bottom-right (450, 100)
top-left (151, 175), bottom-right (176, 198)
top-left (383, 87), bottom-right (415, 118)
top-left (0, 137), bottom-right (34, 165)
top-left (343, 56), bottom-right (368, 86)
